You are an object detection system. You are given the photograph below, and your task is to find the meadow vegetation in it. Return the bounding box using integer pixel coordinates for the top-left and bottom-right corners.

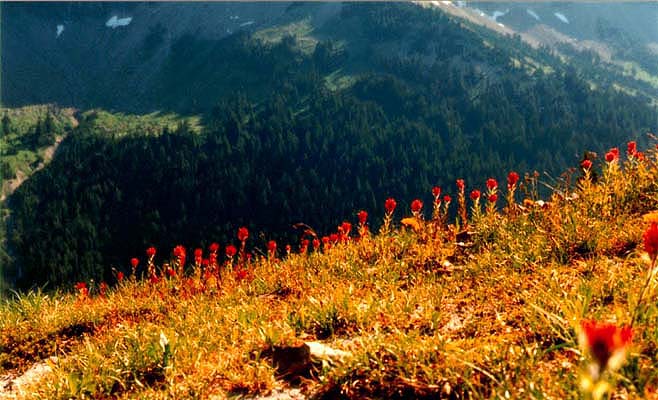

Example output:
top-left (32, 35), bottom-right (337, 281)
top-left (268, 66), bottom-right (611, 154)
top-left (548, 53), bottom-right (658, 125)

top-left (2, 140), bottom-right (658, 399)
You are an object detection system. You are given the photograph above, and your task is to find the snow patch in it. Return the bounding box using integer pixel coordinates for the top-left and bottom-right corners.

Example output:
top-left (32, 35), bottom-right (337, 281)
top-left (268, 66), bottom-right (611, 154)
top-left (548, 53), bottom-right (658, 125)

top-left (239, 20), bottom-right (255, 27)
top-left (491, 9), bottom-right (509, 22)
top-left (526, 9), bottom-right (540, 21)
top-left (440, 1), bottom-right (453, 6)
top-left (230, 15), bottom-right (239, 20)
top-left (105, 16), bottom-right (132, 29)
top-left (56, 24), bottom-right (64, 38)
top-left (554, 12), bottom-right (569, 24)
top-left (474, 8), bottom-right (486, 17)
top-left (456, 1), bottom-right (466, 7)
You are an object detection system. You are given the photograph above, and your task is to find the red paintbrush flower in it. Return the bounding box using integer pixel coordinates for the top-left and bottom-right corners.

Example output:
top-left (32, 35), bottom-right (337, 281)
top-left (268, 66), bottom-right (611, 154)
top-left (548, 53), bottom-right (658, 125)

top-left (432, 186), bottom-right (441, 198)
top-left (358, 210), bottom-right (368, 225)
top-left (470, 190), bottom-right (481, 200)
top-left (486, 178), bottom-right (498, 190)
top-left (74, 282), bottom-right (87, 290)
top-left (456, 179), bottom-right (465, 192)
top-left (209, 242), bottom-right (220, 253)
top-left (644, 222), bottom-right (658, 263)
top-left (581, 159), bottom-right (592, 170)
top-left (173, 245), bottom-right (186, 258)
top-left (237, 227), bottom-right (249, 242)
top-left (146, 247), bottom-right (156, 258)
top-left (507, 171), bottom-right (519, 188)
top-left (385, 198), bottom-right (397, 214)
top-left (341, 221), bottom-right (352, 236)
top-left (226, 245), bottom-right (237, 258)
top-left (410, 199), bottom-right (423, 213)
top-left (312, 239), bottom-right (320, 249)
top-left (130, 258), bottom-right (139, 268)
top-left (194, 248), bottom-right (203, 258)
top-left (117, 271), bottom-right (124, 282)
top-left (488, 193), bottom-right (498, 203)
top-left (580, 320), bottom-right (632, 372)
top-left (443, 195), bottom-right (452, 203)
top-left (605, 151), bottom-right (616, 162)
top-left (267, 240), bottom-right (277, 254)
top-left (627, 141), bottom-right (637, 156)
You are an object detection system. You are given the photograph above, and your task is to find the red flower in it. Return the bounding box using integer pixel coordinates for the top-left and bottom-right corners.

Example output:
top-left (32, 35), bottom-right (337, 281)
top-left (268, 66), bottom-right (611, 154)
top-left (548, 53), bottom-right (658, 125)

top-left (130, 258), bottom-right (139, 268)
top-left (341, 221), bottom-right (352, 236)
top-left (470, 190), bottom-right (481, 200)
top-left (507, 171), bottom-right (519, 188)
top-left (201, 258), bottom-right (210, 268)
top-left (456, 179), bottom-right (465, 192)
top-left (605, 151), bottom-right (617, 162)
top-left (166, 267), bottom-right (176, 277)
top-left (643, 222), bottom-right (658, 262)
top-left (209, 242), bottom-right (220, 253)
top-left (636, 151), bottom-right (646, 161)
top-left (267, 240), bottom-right (277, 254)
top-left (443, 195), bottom-right (452, 203)
top-left (74, 282), bottom-right (87, 290)
top-left (99, 282), bottom-right (108, 297)
top-left (322, 236), bottom-right (329, 245)
top-left (225, 245), bottom-right (237, 258)
top-left (237, 227), bottom-right (249, 242)
top-left (312, 239), bottom-right (320, 249)
top-left (150, 274), bottom-right (160, 285)
top-left (194, 248), bottom-right (203, 258)
top-left (285, 244), bottom-right (292, 254)
top-left (385, 198), bottom-right (397, 214)
top-left (209, 253), bottom-right (217, 264)
top-left (117, 271), bottom-right (124, 282)
top-left (580, 320), bottom-right (632, 371)
top-left (610, 147), bottom-right (619, 158)
top-left (358, 210), bottom-right (368, 225)
top-left (146, 247), bottom-right (156, 258)
top-left (330, 233), bottom-right (339, 243)
top-left (628, 141), bottom-right (637, 156)
top-left (236, 268), bottom-right (248, 281)
top-left (173, 245), bottom-right (186, 258)
top-left (410, 199), bottom-right (423, 213)
top-left (488, 193), bottom-right (498, 203)
top-left (432, 186), bottom-right (441, 198)
top-left (486, 178), bottom-right (498, 190)
top-left (581, 159), bottom-right (592, 170)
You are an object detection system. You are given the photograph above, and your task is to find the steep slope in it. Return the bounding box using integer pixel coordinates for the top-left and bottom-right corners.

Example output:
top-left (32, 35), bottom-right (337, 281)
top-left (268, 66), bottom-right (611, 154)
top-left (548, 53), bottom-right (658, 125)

top-left (2, 140), bottom-right (658, 399)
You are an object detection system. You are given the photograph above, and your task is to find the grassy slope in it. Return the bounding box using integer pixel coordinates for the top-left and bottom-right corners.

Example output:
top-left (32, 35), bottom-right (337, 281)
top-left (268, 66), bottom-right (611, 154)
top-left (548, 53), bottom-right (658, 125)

top-left (2, 141), bottom-right (658, 398)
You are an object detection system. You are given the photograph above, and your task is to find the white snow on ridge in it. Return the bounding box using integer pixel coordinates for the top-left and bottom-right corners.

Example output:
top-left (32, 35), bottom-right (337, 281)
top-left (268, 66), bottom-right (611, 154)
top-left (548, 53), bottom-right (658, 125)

top-left (105, 16), bottom-right (132, 29)
top-left (554, 12), bottom-right (569, 24)
top-left (491, 9), bottom-right (509, 22)
top-left (526, 9), bottom-right (540, 21)
top-left (440, 1), bottom-right (453, 6)
top-left (456, 1), bottom-right (466, 7)
top-left (239, 20), bottom-right (255, 27)
top-left (56, 24), bottom-right (64, 38)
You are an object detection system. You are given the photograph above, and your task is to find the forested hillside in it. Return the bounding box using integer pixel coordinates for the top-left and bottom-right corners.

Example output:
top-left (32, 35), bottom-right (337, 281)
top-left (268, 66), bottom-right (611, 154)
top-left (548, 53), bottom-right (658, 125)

top-left (3, 3), bottom-right (657, 289)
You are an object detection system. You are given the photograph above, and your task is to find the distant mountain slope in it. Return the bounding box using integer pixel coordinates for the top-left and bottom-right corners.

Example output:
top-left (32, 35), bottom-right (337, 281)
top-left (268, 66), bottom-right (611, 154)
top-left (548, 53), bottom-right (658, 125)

top-left (3, 2), bottom-right (658, 113)
top-left (429, 2), bottom-right (658, 102)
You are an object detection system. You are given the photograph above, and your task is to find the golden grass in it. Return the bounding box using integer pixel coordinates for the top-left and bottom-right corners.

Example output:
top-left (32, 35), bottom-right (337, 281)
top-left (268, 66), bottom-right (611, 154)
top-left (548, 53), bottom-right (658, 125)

top-left (3, 143), bottom-right (658, 399)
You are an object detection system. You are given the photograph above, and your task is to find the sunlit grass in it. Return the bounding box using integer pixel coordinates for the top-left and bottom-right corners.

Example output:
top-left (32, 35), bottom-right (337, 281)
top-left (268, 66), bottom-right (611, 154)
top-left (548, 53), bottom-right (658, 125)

top-left (3, 140), bottom-right (658, 398)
